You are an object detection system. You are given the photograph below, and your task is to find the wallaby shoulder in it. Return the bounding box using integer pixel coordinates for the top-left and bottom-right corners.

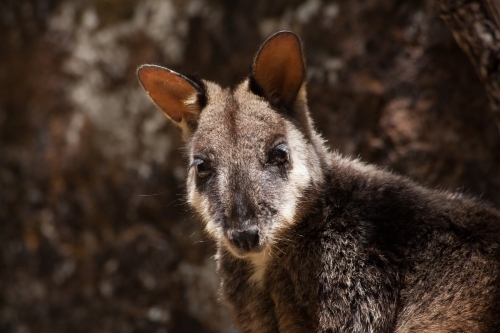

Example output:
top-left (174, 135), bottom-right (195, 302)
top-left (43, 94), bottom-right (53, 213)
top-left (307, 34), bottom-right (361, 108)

top-left (321, 153), bottom-right (500, 257)
top-left (316, 153), bottom-right (500, 331)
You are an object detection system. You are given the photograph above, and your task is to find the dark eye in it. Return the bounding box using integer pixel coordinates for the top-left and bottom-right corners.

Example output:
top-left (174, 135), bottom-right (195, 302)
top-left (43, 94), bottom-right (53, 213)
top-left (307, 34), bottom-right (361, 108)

top-left (190, 159), bottom-right (211, 179)
top-left (269, 144), bottom-right (289, 165)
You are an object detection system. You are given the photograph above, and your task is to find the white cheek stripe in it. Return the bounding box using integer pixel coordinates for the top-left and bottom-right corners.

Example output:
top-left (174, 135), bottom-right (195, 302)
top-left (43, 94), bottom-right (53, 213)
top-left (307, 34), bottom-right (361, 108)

top-left (188, 185), bottom-right (220, 239)
top-left (278, 126), bottom-right (314, 227)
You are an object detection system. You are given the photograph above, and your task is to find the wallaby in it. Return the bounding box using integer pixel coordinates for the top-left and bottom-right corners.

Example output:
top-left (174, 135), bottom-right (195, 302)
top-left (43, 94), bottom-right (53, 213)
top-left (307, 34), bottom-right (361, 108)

top-left (137, 31), bottom-right (500, 332)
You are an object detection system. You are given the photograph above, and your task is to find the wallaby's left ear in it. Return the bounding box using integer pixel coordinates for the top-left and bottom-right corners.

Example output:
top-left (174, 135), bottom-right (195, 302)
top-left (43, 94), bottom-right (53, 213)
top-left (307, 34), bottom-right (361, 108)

top-left (137, 65), bottom-right (206, 139)
top-left (249, 31), bottom-right (306, 109)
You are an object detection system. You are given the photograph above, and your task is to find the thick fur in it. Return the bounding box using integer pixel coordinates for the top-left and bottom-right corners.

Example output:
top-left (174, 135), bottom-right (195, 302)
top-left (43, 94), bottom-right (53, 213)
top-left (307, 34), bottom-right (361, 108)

top-left (138, 31), bottom-right (500, 332)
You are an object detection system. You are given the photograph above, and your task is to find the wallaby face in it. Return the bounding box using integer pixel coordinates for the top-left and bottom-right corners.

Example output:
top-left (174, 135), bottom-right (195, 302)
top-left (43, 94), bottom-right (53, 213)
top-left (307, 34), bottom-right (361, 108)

top-left (138, 32), bottom-right (500, 333)
top-left (138, 32), bottom-right (325, 260)
top-left (186, 91), bottom-right (323, 259)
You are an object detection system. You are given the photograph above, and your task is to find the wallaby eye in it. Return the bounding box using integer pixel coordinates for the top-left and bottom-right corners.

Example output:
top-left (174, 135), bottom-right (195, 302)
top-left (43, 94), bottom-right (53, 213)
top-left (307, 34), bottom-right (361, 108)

top-left (190, 158), bottom-right (211, 179)
top-left (269, 144), bottom-right (289, 165)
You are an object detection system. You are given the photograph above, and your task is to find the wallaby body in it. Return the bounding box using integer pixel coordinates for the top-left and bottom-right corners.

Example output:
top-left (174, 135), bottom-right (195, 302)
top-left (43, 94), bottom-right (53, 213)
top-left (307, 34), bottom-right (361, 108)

top-left (138, 32), bottom-right (500, 332)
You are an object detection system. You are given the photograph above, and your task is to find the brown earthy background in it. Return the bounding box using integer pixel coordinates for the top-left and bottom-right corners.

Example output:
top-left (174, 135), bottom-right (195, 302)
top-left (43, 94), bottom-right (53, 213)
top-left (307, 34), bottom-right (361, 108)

top-left (1, 0), bottom-right (499, 332)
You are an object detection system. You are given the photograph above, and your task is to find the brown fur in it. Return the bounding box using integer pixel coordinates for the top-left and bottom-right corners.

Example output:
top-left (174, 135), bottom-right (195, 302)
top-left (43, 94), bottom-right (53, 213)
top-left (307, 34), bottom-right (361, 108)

top-left (137, 31), bottom-right (500, 332)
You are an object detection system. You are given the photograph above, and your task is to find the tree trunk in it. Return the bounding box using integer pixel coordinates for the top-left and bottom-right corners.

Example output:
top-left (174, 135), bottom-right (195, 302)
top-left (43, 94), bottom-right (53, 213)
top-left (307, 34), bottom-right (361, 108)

top-left (434, 0), bottom-right (500, 130)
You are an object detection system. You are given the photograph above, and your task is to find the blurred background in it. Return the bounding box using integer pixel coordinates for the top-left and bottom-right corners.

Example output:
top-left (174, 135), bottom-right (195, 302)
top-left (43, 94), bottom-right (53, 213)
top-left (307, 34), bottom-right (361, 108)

top-left (1, 0), bottom-right (499, 332)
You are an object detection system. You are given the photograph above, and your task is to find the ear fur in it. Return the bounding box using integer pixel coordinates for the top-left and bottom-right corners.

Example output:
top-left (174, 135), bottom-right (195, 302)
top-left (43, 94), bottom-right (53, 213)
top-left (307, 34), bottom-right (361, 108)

top-left (137, 65), bottom-right (206, 137)
top-left (249, 31), bottom-right (306, 110)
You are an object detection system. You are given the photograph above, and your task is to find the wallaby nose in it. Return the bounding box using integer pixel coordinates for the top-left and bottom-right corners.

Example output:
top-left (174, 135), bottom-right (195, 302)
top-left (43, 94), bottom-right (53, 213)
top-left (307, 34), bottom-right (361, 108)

top-left (230, 226), bottom-right (260, 251)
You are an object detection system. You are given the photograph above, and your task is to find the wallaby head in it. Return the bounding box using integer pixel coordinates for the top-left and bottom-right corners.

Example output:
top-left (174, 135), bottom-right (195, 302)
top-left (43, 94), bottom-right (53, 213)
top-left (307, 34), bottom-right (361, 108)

top-left (137, 31), bottom-right (328, 260)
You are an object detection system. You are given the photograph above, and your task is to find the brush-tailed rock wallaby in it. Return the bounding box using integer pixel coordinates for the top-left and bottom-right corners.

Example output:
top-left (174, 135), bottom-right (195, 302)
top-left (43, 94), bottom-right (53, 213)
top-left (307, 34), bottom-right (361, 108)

top-left (137, 31), bottom-right (500, 332)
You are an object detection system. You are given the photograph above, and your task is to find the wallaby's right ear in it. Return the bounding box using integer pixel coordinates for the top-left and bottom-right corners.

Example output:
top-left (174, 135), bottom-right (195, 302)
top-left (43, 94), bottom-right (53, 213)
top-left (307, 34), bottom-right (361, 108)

top-left (137, 65), bottom-right (206, 138)
top-left (249, 31), bottom-right (306, 111)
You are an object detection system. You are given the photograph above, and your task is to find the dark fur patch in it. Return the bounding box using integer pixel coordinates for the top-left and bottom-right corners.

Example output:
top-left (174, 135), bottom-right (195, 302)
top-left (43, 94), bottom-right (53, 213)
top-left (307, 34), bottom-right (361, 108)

top-left (185, 74), bottom-right (208, 109)
top-left (248, 75), bottom-right (265, 99)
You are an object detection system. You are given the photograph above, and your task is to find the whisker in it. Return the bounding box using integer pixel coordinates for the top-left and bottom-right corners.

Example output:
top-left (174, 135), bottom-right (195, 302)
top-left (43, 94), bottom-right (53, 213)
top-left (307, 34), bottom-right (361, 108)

top-left (270, 243), bottom-right (286, 256)
top-left (276, 245), bottom-right (286, 255)
top-left (274, 236), bottom-right (297, 244)
top-left (267, 246), bottom-right (275, 259)
top-left (138, 191), bottom-right (170, 197)
top-left (167, 198), bottom-right (183, 207)
top-left (220, 251), bottom-right (232, 260)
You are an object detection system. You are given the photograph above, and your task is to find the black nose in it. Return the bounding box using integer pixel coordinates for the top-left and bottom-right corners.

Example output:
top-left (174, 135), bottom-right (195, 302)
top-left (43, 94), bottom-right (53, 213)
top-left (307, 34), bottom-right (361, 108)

top-left (230, 226), bottom-right (260, 251)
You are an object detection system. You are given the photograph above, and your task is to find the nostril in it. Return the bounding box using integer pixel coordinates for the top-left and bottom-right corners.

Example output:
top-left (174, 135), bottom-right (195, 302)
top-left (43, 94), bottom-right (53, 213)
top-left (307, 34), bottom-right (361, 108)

top-left (232, 238), bottom-right (240, 249)
top-left (230, 227), bottom-right (260, 251)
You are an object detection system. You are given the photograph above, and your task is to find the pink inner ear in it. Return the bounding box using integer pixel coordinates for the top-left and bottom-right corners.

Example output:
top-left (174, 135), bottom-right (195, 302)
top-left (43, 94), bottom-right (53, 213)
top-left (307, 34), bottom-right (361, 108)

top-left (137, 66), bottom-right (198, 123)
top-left (253, 32), bottom-right (305, 105)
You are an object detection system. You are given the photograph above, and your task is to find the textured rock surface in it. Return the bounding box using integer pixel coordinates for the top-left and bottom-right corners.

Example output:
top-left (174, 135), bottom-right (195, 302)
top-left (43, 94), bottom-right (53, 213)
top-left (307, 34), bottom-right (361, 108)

top-left (1, 0), bottom-right (499, 332)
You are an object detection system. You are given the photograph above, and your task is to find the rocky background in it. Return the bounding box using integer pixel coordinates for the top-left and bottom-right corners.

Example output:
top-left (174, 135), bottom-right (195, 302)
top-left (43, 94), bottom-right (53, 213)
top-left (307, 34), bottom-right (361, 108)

top-left (1, 0), bottom-right (499, 332)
